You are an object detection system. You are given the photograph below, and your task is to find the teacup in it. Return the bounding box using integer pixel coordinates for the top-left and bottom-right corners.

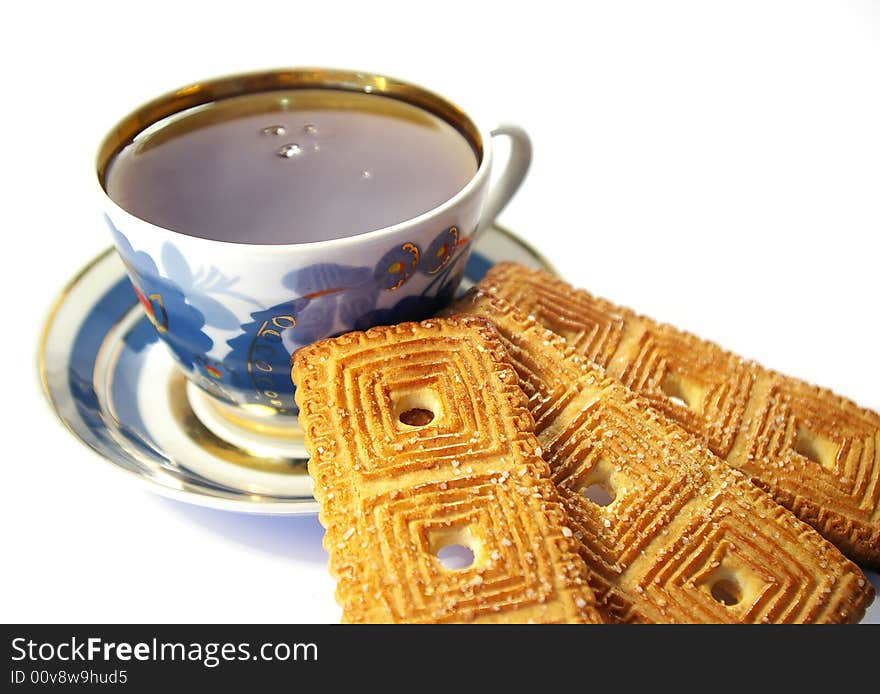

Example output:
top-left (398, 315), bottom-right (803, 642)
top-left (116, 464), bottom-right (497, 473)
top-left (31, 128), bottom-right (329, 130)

top-left (96, 67), bottom-right (531, 454)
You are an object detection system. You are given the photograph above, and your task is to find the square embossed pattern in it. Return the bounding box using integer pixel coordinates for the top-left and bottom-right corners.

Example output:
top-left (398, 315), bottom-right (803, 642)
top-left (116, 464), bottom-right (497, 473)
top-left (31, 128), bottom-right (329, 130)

top-left (446, 291), bottom-right (874, 623)
top-left (479, 262), bottom-right (880, 569)
top-left (292, 316), bottom-right (602, 624)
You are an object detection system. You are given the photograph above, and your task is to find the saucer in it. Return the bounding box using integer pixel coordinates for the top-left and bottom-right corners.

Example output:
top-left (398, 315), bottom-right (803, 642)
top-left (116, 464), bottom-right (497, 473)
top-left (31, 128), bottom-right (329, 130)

top-left (39, 224), bottom-right (554, 514)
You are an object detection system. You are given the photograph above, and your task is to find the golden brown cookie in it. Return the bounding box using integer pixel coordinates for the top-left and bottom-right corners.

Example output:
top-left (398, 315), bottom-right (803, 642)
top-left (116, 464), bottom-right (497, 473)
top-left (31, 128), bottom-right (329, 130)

top-left (291, 315), bottom-right (604, 624)
top-left (445, 291), bottom-right (874, 622)
top-left (476, 263), bottom-right (880, 568)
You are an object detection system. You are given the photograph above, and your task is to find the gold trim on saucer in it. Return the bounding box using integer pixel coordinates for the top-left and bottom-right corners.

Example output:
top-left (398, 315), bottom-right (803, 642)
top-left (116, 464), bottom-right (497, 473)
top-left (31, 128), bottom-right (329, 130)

top-left (37, 247), bottom-right (116, 439)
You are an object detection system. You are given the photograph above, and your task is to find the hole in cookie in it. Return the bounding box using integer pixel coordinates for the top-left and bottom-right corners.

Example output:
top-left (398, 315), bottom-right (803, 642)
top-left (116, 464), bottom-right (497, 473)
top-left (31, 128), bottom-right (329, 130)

top-left (581, 482), bottom-right (615, 507)
top-left (710, 577), bottom-right (742, 606)
top-left (392, 388), bottom-right (442, 429)
top-left (793, 426), bottom-right (838, 471)
top-left (660, 370), bottom-right (702, 412)
top-left (428, 524), bottom-right (481, 571)
top-left (436, 543), bottom-right (475, 570)
top-left (399, 408), bottom-right (435, 426)
top-left (576, 458), bottom-right (617, 507)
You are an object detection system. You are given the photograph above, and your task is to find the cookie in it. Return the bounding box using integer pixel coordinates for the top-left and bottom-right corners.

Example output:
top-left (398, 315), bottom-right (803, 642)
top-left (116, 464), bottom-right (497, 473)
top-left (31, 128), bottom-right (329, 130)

top-left (445, 291), bottom-right (874, 622)
top-left (476, 263), bottom-right (880, 568)
top-left (291, 315), bottom-right (604, 623)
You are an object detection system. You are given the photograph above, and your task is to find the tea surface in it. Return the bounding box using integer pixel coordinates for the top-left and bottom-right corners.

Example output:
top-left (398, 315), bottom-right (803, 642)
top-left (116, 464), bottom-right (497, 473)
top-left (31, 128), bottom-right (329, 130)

top-left (104, 89), bottom-right (478, 244)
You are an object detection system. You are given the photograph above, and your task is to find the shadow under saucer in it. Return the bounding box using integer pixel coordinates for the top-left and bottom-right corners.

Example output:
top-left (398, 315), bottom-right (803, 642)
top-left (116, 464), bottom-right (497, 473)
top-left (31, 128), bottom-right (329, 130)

top-left (159, 497), bottom-right (328, 564)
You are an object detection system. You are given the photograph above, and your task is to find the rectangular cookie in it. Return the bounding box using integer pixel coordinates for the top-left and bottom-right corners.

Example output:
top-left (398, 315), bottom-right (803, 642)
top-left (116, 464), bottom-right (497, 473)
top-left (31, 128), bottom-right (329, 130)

top-left (291, 315), bottom-right (604, 624)
top-left (477, 262), bottom-right (880, 568)
top-left (445, 291), bottom-right (874, 622)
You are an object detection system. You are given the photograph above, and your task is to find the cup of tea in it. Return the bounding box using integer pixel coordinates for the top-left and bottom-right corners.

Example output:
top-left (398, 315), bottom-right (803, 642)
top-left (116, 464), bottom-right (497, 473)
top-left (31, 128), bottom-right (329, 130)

top-left (96, 67), bottom-right (531, 453)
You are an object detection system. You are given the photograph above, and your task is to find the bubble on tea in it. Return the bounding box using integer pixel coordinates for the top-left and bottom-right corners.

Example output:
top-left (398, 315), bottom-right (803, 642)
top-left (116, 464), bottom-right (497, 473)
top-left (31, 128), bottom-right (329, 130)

top-left (261, 125), bottom-right (287, 136)
top-left (360, 170), bottom-right (372, 179)
top-left (303, 124), bottom-right (318, 135)
top-left (276, 143), bottom-right (302, 159)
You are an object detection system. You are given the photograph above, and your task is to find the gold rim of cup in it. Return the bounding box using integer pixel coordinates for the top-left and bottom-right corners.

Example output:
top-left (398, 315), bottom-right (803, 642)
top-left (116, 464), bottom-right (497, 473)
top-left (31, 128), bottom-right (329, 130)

top-left (96, 66), bottom-right (484, 189)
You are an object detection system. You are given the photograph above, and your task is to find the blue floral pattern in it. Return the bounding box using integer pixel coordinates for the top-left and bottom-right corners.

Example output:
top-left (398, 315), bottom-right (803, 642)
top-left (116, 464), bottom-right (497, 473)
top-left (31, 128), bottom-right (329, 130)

top-left (159, 243), bottom-right (250, 329)
top-left (106, 216), bottom-right (213, 371)
top-left (355, 232), bottom-right (470, 330)
top-left (421, 225), bottom-right (462, 275)
top-left (108, 219), bottom-right (474, 412)
top-left (374, 242), bottom-right (421, 290)
top-left (224, 298), bottom-right (309, 412)
top-left (282, 263), bottom-right (375, 343)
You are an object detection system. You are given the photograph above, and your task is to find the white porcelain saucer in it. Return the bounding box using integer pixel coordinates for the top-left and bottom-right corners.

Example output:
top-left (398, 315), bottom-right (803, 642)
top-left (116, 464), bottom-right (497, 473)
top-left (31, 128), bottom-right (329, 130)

top-left (39, 224), bottom-right (554, 514)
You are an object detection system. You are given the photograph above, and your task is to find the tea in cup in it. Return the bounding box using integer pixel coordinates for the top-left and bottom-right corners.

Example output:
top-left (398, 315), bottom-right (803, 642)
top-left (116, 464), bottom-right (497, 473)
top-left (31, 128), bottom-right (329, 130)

top-left (96, 68), bottom-right (531, 453)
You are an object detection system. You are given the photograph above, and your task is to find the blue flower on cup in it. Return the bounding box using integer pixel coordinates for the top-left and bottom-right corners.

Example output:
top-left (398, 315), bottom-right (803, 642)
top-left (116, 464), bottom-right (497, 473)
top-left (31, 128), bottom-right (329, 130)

top-left (354, 232), bottom-right (470, 330)
top-left (224, 262), bottom-right (379, 413)
top-left (158, 242), bottom-right (253, 330)
top-left (282, 262), bottom-right (375, 342)
top-left (374, 242), bottom-right (421, 290)
top-left (106, 216), bottom-right (213, 370)
top-left (421, 225), bottom-right (463, 275)
top-left (417, 226), bottom-right (472, 299)
top-left (225, 298), bottom-right (310, 413)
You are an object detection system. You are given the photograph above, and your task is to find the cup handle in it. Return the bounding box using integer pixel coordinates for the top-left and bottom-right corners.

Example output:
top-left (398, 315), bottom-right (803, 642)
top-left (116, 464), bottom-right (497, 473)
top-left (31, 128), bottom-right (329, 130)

top-left (475, 124), bottom-right (533, 240)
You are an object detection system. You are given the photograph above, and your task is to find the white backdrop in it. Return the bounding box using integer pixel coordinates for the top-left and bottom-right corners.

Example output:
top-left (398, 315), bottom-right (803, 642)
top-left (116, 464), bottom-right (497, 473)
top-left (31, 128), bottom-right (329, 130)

top-left (3, 0), bottom-right (878, 622)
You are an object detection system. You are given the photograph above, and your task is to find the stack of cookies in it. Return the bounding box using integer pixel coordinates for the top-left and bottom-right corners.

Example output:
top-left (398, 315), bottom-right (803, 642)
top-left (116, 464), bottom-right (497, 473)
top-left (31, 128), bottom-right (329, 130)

top-left (291, 263), bottom-right (877, 623)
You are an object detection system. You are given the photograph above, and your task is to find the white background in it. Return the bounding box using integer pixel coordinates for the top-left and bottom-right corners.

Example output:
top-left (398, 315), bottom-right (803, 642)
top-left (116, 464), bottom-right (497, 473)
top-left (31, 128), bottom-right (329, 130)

top-left (2, 0), bottom-right (878, 623)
